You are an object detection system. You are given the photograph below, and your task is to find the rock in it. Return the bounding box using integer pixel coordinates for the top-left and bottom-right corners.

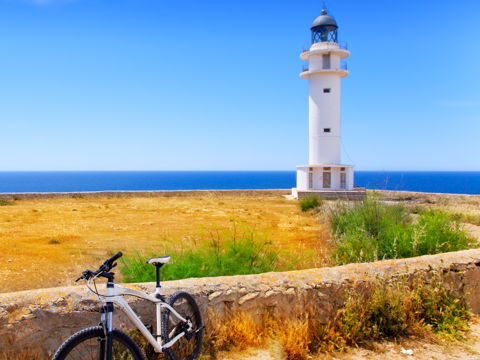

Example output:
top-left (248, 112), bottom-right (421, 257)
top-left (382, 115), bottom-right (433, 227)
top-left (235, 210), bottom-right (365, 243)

top-left (238, 292), bottom-right (260, 305)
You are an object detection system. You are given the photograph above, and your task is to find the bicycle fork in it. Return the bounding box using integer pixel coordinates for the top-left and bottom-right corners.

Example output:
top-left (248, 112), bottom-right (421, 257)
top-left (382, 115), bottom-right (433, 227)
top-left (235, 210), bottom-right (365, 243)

top-left (99, 284), bottom-right (115, 360)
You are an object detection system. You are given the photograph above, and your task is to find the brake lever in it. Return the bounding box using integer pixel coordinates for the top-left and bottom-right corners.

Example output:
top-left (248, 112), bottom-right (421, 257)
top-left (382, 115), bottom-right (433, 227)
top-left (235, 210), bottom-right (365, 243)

top-left (77, 269), bottom-right (95, 282)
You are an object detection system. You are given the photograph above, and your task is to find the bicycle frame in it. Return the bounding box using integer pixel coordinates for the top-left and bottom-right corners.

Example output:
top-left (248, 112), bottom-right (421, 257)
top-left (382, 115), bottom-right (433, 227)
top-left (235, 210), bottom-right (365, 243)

top-left (101, 282), bottom-right (190, 353)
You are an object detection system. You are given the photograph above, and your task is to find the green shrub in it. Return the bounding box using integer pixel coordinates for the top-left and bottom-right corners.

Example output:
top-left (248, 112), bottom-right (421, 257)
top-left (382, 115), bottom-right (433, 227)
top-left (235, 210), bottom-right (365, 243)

top-left (412, 279), bottom-right (470, 337)
top-left (331, 200), bottom-right (475, 265)
top-left (299, 197), bottom-right (321, 212)
top-left (120, 232), bottom-right (279, 283)
top-left (0, 198), bottom-right (15, 206)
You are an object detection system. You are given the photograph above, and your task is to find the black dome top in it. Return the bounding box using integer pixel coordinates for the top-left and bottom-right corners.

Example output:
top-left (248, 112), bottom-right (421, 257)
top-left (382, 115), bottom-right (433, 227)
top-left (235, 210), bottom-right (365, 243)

top-left (311, 9), bottom-right (338, 30)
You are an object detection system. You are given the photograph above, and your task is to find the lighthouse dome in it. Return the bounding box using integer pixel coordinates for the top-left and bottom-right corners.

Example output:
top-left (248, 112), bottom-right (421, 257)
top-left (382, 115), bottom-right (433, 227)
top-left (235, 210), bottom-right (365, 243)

top-left (311, 9), bottom-right (338, 30)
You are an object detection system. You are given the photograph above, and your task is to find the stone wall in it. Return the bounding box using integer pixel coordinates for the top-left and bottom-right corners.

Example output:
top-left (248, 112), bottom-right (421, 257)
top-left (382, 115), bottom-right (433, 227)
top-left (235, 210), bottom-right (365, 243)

top-left (1, 249), bottom-right (480, 357)
top-left (0, 189), bottom-right (290, 200)
top-left (296, 188), bottom-right (366, 200)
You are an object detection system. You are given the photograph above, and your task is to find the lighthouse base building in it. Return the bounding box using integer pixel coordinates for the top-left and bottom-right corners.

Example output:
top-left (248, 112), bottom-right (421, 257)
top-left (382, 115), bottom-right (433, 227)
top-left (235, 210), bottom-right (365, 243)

top-left (292, 165), bottom-right (364, 200)
top-left (292, 9), bottom-right (365, 200)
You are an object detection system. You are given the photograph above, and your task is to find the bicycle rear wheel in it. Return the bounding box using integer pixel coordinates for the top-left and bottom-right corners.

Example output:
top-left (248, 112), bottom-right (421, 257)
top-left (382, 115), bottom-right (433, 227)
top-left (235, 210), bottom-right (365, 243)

top-left (162, 291), bottom-right (203, 360)
top-left (52, 326), bottom-right (145, 360)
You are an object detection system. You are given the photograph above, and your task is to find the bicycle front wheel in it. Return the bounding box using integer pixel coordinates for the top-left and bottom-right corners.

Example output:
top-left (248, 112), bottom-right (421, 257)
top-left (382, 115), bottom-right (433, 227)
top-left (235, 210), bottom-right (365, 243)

top-left (162, 291), bottom-right (203, 360)
top-left (52, 326), bottom-right (145, 360)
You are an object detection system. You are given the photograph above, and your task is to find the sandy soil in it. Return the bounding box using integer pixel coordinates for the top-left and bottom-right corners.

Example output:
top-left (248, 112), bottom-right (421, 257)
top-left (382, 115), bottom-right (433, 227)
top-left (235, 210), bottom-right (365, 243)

top-left (0, 193), bottom-right (327, 292)
top-left (219, 317), bottom-right (480, 360)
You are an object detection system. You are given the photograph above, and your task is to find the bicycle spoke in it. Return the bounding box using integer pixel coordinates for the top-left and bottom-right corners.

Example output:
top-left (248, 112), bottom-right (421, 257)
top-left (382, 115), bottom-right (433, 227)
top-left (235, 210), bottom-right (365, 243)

top-left (57, 331), bottom-right (139, 360)
top-left (163, 292), bottom-right (203, 360)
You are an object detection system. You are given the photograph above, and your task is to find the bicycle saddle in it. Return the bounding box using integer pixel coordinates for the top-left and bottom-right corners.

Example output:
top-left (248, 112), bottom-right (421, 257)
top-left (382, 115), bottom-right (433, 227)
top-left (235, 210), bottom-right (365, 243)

top-left (147, 256), bottom-right (171, 265)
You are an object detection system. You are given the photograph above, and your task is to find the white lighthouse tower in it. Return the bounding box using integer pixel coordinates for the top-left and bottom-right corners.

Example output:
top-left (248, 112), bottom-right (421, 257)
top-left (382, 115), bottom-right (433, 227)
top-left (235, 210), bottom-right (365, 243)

top-left (293, 9), bottom-right (363, 200)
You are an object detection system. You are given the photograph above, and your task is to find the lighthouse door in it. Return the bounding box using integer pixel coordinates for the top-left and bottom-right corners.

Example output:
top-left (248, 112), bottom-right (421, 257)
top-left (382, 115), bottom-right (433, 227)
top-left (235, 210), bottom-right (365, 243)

top-left (323, 171), bottom-right (331, 189)
top-left (308, 171), bottom-right (313, 189)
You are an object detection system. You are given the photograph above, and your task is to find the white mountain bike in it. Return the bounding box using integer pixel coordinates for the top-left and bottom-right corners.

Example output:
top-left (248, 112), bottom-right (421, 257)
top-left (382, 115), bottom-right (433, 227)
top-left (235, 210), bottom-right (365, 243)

top-left (52, 252), bottom-right (204, 360)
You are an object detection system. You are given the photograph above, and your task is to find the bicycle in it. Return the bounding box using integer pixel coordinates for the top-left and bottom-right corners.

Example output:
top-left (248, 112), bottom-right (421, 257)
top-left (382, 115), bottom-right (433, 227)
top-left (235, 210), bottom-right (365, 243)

top-left (52, 252), bottom-right (204, 360)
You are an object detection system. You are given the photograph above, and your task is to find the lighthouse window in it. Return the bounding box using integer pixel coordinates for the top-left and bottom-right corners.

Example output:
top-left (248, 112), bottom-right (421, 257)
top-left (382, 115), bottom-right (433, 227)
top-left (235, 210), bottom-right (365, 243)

top-left (322, 54), bottom-right (331, 69)
top-left (323, 88), bottom-right (331, 93)
top-left (324, 128), bottom-right (331, 133)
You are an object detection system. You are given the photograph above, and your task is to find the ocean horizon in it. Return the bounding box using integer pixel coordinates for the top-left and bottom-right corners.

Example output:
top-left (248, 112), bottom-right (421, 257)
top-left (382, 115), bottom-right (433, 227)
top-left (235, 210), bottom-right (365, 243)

top-left (0, 171), bottom-right (479, 195)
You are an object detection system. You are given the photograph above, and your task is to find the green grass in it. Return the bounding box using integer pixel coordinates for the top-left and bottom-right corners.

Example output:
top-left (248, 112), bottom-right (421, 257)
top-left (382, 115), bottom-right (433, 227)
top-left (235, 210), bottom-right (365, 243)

top-left (0, 198), bottom-right (15, 206)
top-left (299, 197), bottom-right (322, 212)
top-left (120, 231), bottom-right (279, 283)
top-left (331, 200), bottom-right (476, 264)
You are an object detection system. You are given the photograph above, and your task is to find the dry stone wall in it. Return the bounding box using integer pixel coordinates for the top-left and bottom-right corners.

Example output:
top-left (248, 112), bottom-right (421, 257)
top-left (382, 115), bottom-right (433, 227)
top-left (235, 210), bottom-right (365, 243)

top-left (1, 249), bottom-right (480, 358)
top-left (0, 189), bottom-right (290, 201)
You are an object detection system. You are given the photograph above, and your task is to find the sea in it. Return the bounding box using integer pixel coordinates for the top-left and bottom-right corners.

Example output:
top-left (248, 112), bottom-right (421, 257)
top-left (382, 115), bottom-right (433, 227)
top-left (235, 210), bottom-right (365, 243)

top-left (0, 171), bottom-right (479, 195)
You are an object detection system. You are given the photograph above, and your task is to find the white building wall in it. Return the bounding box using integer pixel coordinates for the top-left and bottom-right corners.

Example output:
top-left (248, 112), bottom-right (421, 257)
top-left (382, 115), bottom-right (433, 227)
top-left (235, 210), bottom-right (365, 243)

top-left (296, 166), bottom-right (354, 191)
top-left (296, 167), bottom-right (309, 190)
top-left (348, 168), bottom-right (354, 190)
top-left (308, 72), bottom-right (341, 165)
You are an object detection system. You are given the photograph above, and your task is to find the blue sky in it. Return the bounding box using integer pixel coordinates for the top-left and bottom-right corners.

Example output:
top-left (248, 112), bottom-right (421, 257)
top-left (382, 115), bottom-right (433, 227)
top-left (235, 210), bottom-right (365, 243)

top-left (0, 0), bottom-right (478, 171)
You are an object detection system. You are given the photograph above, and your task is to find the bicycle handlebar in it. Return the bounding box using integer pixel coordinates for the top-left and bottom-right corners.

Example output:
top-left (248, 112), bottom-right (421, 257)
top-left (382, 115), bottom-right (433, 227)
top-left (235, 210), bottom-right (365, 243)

top-left (103, 251), bottom-right (123, 269)
top-left (76, 252), bottom-right (123, 282)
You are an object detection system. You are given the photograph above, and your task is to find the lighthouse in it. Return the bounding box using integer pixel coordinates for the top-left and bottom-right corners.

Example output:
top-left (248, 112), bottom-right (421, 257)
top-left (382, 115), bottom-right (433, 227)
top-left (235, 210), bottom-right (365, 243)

top-left (293, 9), bottom-right (364, 200)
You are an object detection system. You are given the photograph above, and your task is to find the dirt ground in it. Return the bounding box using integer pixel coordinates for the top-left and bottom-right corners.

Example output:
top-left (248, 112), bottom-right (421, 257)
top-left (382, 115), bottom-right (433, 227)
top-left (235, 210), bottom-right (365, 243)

top-left (219, 317), bottom-right (480, 360)
top-left (0, 192), bottom-right (327, 292)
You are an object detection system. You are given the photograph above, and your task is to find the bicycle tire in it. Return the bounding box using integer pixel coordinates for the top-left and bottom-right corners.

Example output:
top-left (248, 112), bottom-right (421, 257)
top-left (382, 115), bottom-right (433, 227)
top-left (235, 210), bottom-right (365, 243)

top-left (52, 326), bottom-right (145, 360)
top-left (161, 292), bottom-right (203, 360)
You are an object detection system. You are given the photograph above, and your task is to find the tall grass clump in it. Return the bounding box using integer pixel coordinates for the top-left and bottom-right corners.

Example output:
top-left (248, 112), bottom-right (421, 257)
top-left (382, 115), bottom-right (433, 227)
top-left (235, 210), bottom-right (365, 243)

top-left (120, 231), bottom-right (279, 283)
top-left (317, 277), bottom-right (470, 352)
top-left (299, 197), bottom-right (322, 212)
top-left (200, 277), bottom-right (470, 359)
top-left (0, 198), bottom-right (15, 206)
top-left (331, 199), bottom-right (475, 264)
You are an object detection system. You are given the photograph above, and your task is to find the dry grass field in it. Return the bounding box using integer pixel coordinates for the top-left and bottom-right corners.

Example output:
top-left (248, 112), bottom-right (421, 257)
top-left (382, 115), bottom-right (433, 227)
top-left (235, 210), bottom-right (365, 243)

top-left (0, 192), bottom-right (328, 293)
top-left (1, 189), bottom-right (478, 294)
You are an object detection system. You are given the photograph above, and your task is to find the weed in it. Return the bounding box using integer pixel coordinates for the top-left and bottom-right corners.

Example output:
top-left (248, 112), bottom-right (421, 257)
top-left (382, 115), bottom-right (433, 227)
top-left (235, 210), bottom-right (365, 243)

top-left (48, 238), bottom-right (61, 245)
top-left (299, 197), bottom-right (322, 212)
top-left (201, 277), bottom-right (470, 358)
top-left (279, 317), bottom-right (313, 360)
top-left (120, 230), bottom-right (279, 282)
top-left (412, 278), bottom-right (470, 338)
top-left (331, 200), bottom-right (476, 264)
top-left (0, 198), bottom-right (15, 206)
top-left (71, 193), bottom-right (84, 199)
top-left (210, 312), bottom-right (265, 351)
top-left (410, 205), bottom-right (426, 214)
top-left (317, 277), bottom-right (470, 352)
